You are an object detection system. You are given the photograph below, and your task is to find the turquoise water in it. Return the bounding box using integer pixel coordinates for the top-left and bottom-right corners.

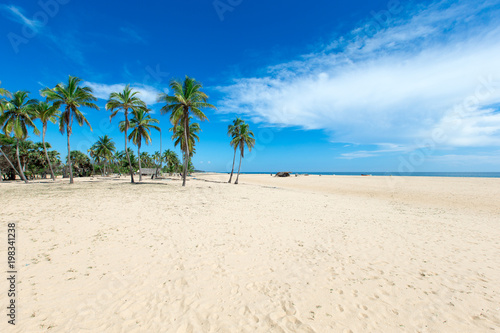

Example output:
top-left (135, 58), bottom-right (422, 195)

top-left (231, 172), bottom-right (500, 178)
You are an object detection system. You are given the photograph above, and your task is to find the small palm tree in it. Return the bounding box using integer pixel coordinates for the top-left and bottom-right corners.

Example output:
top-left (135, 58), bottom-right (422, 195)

top-left (90, 135), bottom-right (116, 176)
top-left (41, 76), bottom-right (99, 184)
top-left (170, 119), bottom-right (201, 159)
top-left (0, 91), bottom-right (39, 183)
top-left (158, 76), bottom-right (215, 186)
top-left (106, 85), bottom-right (147, 183)
top-left (227, 117), bottom-right (244, 183)
top-left (162, 149), bottom-right (178, 174)
top-left (121, 109), bottom-right (160, 181)
top-left (232, 123), bottom-right (255, 184)
top-left (34, 101), bottom-right (60, 180)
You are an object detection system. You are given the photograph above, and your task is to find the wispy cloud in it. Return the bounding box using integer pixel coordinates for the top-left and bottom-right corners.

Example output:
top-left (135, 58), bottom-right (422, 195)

top-left (217, 0), bottom-right (500, 149)
top-left (0, 4), bottom-right (41, 29)
top-left (120, 27), bottom-right (146, 44)
top-left (340, 144), bottom-right (408, 159)
top-left (83, 82), bottom-right (165, 105)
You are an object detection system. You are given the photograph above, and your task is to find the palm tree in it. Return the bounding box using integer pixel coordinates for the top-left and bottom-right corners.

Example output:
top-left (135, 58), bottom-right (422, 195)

top-left (122, 109), bottom-right (160, 181)
top-left (158, 76), bottom-right (215, 186)
top-left (0, 82), bottom-right (11, 99)
top-left (170, 119), bottom-right (201, 159)
top-left (0, 91), bottom-right (39, 183)
top-left (34, 101), bottom-right (60, 180)
top-left (0, 133), bottom-right (22, 180)
top-left (162, 149), bottom-right (179, 174)
top-left (227, 117), bottom-right (244, 183)
top-left (90, 135), bottom-right (116, 176)
top-left (232, 123), bottom-right (255, 184)
top-left (41, 76), bottom-right (99, 184)
top-left (106, 85), bottom-right (147, 183)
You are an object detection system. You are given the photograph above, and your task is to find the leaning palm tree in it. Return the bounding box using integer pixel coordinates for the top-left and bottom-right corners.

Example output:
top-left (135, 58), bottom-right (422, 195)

top-left (227, 117), bottom-right (244, 183)
top-left (0, 133), bottom-right (23, 180)
top-left (158, 76), bottom-right (215, 186)
top-left (106, 85), bottom-right (147, 183)
top-left (121, 109), bottom-right (160, 181)
top-left (34, 101), bottom-right (60, 180)
top-left (41, 76), bottom-right (99, 184)
top-left (232, 123), bottom-right (255, 185)
top-left (170, 119), bottom-right (201, 159)
top-left (0, 91), bottom-right (39, 183)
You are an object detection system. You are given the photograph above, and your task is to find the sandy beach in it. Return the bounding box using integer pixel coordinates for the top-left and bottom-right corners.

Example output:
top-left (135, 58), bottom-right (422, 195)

top-left (1, 174), bottom-right (499, 332)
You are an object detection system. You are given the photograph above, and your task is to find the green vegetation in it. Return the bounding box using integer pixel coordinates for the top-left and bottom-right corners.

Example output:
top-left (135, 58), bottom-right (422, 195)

top-left (1, 75), bottom-right (255, 186)
top-left (158, 76), bottom-right (215, 186)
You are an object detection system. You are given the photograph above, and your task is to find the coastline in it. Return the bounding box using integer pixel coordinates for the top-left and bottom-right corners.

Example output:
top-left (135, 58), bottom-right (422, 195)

top-left (1, 175), bottom-right (499, 331)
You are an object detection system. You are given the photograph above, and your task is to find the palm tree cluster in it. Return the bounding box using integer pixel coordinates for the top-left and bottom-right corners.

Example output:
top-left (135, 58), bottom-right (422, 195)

top-left (0, 136), bottom-right (61, 180)
top-left (1, 76), bottom-right (255, 186)
top-left (227, 118), bottom-right (255, 184)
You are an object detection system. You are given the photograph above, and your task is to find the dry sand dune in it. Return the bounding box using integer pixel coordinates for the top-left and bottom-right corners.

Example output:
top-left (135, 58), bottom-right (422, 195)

top-left (0, 174), bottom-right (499, 332)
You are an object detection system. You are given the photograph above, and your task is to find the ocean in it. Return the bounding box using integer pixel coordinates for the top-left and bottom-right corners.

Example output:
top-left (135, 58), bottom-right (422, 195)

top-left (233, 172), bottom-right (500, 178)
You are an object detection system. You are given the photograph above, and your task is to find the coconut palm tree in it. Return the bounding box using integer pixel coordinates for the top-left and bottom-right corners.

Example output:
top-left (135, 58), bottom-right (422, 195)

top-left (158, 76), bottom-right (215, 186)
top-left (162, 149), bottom-right (179, 174)
top-left (0, 81), bottom-right (11, 99)
top-left (227, 117), bottom-right (244, 183)
top-left (41, 76), bottom-right (99, 184)
top-left (170, 119), bottom-right (201, 159)
top-left (232, 123), bottom-right (255, 185)
top-left (90, 135), bottom-right (116, 176)
top-left (106, 85), bottom-right (147, 183)
top-left (34, 101), bottom-right (60, 180)
top-left (121, 109), bottom-right (160, 181)
top-left (0, 133), bottom-right (22, 180)
top-left (0, 91), bottom-right (39, 183)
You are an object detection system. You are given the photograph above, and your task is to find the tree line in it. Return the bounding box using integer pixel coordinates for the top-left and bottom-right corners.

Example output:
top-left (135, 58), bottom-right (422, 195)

top-left (0, 76), bottom-right (255, 186)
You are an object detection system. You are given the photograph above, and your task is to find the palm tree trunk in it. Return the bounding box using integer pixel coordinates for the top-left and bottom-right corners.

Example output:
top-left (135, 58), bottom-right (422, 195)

top-left (0, 146), bottom-right (22, 180)
top-left (182, 114), bottom-right (189, 186)
top-left (66, 121), bottom-right (74, 184)
top-left (157, 130), bottom-right (162, 178)
top-left (138, 143), bottom-right (142, 182)
top-left (16, 140), bottom-right (28, 183)
top-left (42, 124), bottom-right (56, 181)
top-left (124, 109), bottom-right (135, 183)
top-left (228, 147), bottom-right (237, 183)
top-left (234, 149), bottom-right (243, 185)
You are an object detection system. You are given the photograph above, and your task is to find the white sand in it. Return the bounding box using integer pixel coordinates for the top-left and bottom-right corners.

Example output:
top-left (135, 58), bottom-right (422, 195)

top-left (0, 174), bottom-right (499, 332)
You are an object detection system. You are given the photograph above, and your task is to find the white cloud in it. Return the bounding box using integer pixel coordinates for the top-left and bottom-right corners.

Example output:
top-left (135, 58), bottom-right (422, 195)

top-left (0, 5), bottom-right (41, 29)
top-left (340, 143), bottom-right (408, 159)
top-left (83, 82), bottom-right (165, 105)
top-left (217, 0), bottom-right (500, 149)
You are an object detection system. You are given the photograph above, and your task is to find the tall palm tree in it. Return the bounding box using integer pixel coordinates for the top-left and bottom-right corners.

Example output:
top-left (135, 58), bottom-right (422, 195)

top-left (34, 101), bottom-right (60, 180)
top-left (227, 117), bottom-right (244, 183)
top-left (41, 76), bottom-right (99, 184)
top-left (170, 119), bottom-right (201, 158)
top-left (106, 85), bottom-right (147, 183)
top-left (232, 123), bottom-right (255, 185)
top-left (0, 91), bottom-right (39, 183)
top-left (158, 76), bottom-right (215, 186)
top-left (90, 135), bottom-right (116, 176)
top-left (122, 109), bottom-right (160, 181)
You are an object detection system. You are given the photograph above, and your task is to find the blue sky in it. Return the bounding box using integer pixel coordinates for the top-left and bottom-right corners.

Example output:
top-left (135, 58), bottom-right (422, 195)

top-left (1, 0), bottom-right (499, 172)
